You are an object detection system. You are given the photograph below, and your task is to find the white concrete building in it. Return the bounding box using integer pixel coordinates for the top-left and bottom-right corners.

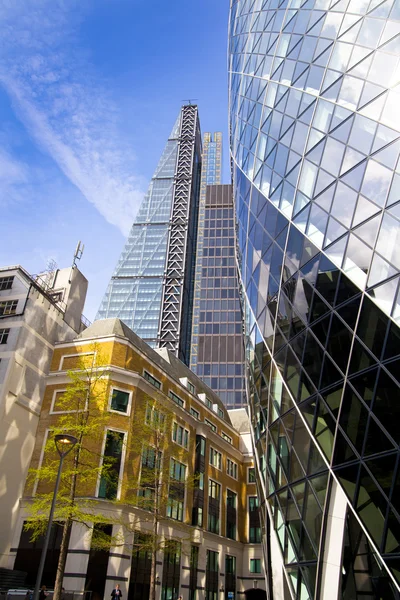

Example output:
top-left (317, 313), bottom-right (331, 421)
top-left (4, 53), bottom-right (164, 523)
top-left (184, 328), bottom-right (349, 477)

top-left (0, 264), bottom-right (88, 569)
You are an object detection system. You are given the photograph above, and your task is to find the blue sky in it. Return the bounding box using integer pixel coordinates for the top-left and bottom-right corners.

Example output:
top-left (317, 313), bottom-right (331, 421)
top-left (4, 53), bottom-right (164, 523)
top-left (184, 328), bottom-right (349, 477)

top-left (0, 0), bottom-right (230, 321)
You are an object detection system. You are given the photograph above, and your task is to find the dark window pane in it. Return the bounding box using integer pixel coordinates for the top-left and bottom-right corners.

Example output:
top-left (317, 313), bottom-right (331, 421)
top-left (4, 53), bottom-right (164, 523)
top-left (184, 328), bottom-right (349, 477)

top-left (348, 368), bottom-right (377, 407)
top-left (302, 331), bottom-right (323, 386)
top-left (372, 369), bottom-right (400, 443)
top-left (310, 315), bottom-right (330, 347)
top-left (320, 354), bottom-right (343, 388)
top-left (385, 510), bottom-right (400, 555)
top-left (335, 464), bottom-right (360, 503)
top-left (314, 398), bottom-right (336, 460)
top-left (326, 314), bottom-right (353, 372)
top-left (348, 338), bottom-right (377, 374)
top-left (321, 383), bottom-right (343, 417)
top-left (336, 296), bottom-right (361, 330)
top-left (363, 415), bottom-right (395, 457)
top-left (339, 385), bottom-right (369, 454)
top-left (384, 321), bottom-right (400, 361)
top-left (333, 429), bottom-right (359, 466)
top-left (310, 291), bottom-right (330, 322)
top-left (292, 412), bottom-right (311, 472)
top-left (335, 274), bottom-right (360, 306)
top-left (356, 296), bottom-right (388, 360)
top-left (357, 465), bottom-right (387, 549)
top-left (286, 225), bottom-right (304, 271)
top-left (303, 483), bottom-right (323, 550)
top-left (364, 453), bottom-right (397, 500)
top-left (315, 256), bottom-right (339, 304)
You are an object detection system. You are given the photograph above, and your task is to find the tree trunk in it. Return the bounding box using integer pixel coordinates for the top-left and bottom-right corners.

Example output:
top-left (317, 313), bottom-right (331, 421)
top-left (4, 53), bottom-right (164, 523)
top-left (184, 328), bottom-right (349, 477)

top-left (53, 517), bottom-right (72, 600)
top-left (53, 435), bottom-right (81, 600)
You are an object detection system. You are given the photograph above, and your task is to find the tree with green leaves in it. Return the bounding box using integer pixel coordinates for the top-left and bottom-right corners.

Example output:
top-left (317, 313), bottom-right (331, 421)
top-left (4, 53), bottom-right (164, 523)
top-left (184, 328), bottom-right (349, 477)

top-left (25, 347), bottom-right (119, 600)
top-left (121, 394), bottom-right (196, 600)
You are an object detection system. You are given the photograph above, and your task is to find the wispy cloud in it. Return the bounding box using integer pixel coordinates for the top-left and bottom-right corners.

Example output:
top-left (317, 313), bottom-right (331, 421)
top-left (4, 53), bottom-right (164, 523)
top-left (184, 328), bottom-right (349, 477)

top-left (0, 0), bottom-right (145, 235)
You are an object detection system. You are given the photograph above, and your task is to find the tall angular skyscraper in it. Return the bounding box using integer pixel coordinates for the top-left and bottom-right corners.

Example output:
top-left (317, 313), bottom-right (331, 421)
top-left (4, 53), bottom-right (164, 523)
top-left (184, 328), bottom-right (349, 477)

top-left (229, 1), bottom-right (400, 599)
top-left (97, 105), bottom-right (202, 363)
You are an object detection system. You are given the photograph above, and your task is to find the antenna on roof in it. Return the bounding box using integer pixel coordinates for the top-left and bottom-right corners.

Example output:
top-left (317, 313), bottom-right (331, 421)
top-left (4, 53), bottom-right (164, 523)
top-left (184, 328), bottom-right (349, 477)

top-left (182, 99), bottom-right (198, 105)
top-left (72, 241), bottom-right (84, 268)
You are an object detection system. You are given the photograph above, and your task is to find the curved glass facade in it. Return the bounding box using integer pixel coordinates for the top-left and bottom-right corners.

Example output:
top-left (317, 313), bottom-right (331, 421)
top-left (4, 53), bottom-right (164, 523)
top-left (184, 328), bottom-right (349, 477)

top-left (229, 0), bottom-right (400, 598)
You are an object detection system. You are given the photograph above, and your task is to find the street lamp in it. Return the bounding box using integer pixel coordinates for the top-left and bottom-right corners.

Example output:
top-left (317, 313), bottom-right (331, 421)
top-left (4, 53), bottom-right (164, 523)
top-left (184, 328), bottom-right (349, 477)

top-left (33, 434), bottom-right (78, 600)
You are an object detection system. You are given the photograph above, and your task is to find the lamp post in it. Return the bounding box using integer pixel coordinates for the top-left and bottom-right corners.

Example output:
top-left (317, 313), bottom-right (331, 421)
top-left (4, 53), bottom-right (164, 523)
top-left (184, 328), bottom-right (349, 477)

top-left (33, 434), bottom-right (78, 600)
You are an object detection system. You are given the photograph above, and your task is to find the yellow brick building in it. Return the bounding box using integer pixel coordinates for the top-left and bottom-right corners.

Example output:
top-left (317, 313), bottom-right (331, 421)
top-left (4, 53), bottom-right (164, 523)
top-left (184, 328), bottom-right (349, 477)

top-left (12, 319), bottom-right (265, 600)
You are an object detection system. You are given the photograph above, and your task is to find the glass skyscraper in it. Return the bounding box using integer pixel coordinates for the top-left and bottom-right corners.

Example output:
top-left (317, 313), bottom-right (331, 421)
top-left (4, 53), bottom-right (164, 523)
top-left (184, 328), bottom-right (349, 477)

top-left (190, 183), bottom-right (247, 408)
top-left (190, 133), bottom-right (246, 408)
top-left (229, 0), bottom-right (400, 598)
top-left (96, 105), bottom-right (202, 364)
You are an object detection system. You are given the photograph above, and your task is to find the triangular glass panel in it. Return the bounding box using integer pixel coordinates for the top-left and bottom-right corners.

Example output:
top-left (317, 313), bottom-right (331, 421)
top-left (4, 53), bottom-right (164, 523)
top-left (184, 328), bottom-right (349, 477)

top-left (341, 161), bottom-right (367, 190)
top-left (388, 200), bottom-right (400, 219)
top-left (280, 115), bottom-right (295, 137)
top-left (370, 0), bottom-right (392, 18)
top-left (331, 118), bottom-right (353, 143)
top-left (330, 0), bottom-right (351, 12)
top-left (386, 173), bottom-right (400, 207)
top-left (358, 83), bottom-right (386, 109)
top-left (254, 57), bottom-right (266, 77)
top-left (315, 47), bottom-right (332, 68)
top-left (373, 141), bottom-right (400, 170)
top-left (372, 124), bottom-right (400, 152)
top-left (367, 252), bottom-right (396, 287)
top-left (381, 34), bottom-right (400, 54)
top-left (390, 0), bottom-right (400, 19)
top-left (307, 141), bottom-right (326, 166)
top-left (251, 13), bottom-right (260, 31)
top-left (352, 195), bottom-right (380, 227)
top-left (293, 203), bottom-right (310, 231)
top-left (271, 172), bottom-right (283, 195)
top-left (299, 93), bottom-right (316, 115)
top-left (308, 10), bottom-right (325, 32)
top-left (340, 20), bottom-right (363, 43)
top-left (324, 234), bottom-right (348, 268)
top-left (281, 124), bottom-right (295, 147)
top-left (286, 150), bottom-right (302, 173)
top-left (359, 93), bottom-right (386, 119)
top-left (306, 129), bottom-right (325, 152)
top-left (321, 78), bottom-right (342, 102)
top-left (339, 14), bottom-right (362, 36)
top-left (340, 147), bottom-right (365, 175)
top-left (315, 183), bottom-right (336, 211)
top-left (292, 61), bottom-right (309, 83)
top-left (314, 37), bottom-right (334, 60)
top-left (287, 163), bottom-right (301, 187)
top-left (348, 46), bottom-right (373, 72)
top-left (314, 170), bottom-right (336, 196)
top-left (379, 21), bottom-right (400, 45)
top-left (307, 17), bottom-right (324, 37)
top-left (293, 71), bottom-right (308, 91)
top-left (324, 217), bottom-right (347, 247)
top-left (323, 66), bottom-right (344, 94)
top-left (352, 214), bottom-right (381, 248)
top-left (298, 104), bottom-right (316, 126)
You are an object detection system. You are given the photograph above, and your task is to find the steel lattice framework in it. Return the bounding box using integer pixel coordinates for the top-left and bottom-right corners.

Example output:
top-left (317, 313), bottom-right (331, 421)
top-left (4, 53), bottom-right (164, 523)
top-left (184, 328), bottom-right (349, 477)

top-left (158, 105), bottom-right (200, 357)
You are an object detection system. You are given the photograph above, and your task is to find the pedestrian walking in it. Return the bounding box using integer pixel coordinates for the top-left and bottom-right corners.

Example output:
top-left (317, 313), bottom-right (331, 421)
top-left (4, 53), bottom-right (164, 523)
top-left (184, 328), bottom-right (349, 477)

top-left (110, 585), bottom-right (122, 600)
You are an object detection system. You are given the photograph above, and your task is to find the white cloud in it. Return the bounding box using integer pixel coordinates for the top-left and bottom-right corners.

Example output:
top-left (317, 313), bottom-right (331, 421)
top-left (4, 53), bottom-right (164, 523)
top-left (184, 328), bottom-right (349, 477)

top-left (0, 0), bottom-right (145, 235)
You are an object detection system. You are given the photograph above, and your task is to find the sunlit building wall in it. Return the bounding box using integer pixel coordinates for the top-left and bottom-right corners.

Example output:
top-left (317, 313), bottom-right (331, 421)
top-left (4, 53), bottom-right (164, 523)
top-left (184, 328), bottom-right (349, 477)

top-left (229, 0), bottom-right (400, 598)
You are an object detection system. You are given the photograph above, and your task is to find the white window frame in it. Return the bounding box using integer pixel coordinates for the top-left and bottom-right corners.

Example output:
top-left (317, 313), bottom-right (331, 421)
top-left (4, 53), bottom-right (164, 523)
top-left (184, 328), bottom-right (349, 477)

top-left (96, 427), bottom-right (127, 501)
top-left (49, 388), bottom-right (73, 414)
top-left (143, 369), bottom-right (162, 390)
top-left (108, 386), bottom-right (132, 416)
top-left (226, 458), bottom-right (238, 480)
top-left (172, 422), bottom-right (189, 449)
top-left (221, 431), bottom-right (232, 444)
top-left (59, 351), bottom-right (95, 371)
top-left (167, 457), bottom-right (188, 522)
top-left (209, 447), bottom-right (222, 470)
